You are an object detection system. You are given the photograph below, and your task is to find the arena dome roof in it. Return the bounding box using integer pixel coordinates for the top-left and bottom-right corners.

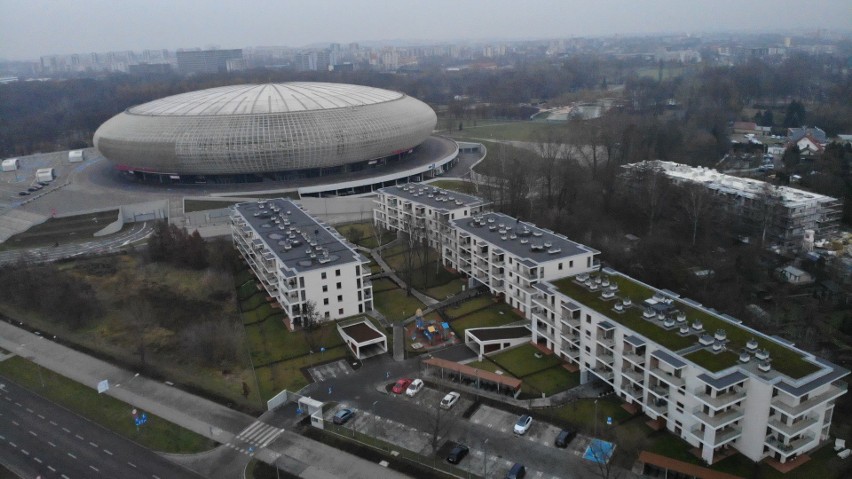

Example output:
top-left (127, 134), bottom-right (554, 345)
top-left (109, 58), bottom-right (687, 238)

top-left (93, 82), bottom-right (436, 176)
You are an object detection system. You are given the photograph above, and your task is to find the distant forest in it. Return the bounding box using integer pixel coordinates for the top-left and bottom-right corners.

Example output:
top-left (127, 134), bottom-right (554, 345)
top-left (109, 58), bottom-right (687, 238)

top-left (1, 52), bottom-right (851, 157)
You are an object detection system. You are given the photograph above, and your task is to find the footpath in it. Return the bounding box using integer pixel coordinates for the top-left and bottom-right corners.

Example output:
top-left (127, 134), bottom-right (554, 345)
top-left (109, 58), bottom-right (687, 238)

top-left (0, 320), bottom-right (411, 479)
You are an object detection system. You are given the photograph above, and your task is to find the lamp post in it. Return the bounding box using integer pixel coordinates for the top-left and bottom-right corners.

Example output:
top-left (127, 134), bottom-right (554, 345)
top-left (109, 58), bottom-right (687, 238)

top-left (483, 438), bottom-right (489, 479)
top-left (594, 399), bottom-right (598, 438)
top-left (371, 400), bottom-right (379, 442)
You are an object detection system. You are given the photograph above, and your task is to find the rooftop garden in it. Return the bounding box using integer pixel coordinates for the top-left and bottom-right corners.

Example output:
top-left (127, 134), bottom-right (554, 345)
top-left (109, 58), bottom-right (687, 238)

top-left (553, 274), bottom-right (820, 380)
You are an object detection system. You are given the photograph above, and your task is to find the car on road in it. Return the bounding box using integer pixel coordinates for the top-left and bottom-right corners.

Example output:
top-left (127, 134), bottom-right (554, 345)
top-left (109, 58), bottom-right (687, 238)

top-left (513, 414), bottom-right (533, 435)
top-left (392, 378), bottom-right (413, 394)
top-left (446, 443), bottom-right (469, 464)
top-left (554, 429), bottom-right (576, 447)
top-left (440, 391), bottom-right (461, 409)
top-left (405, 378), bottom-right (424, 397)
top-left (506, 463), bottom-right (527, 479)
top-left (18, 191), bottom-right (30, 196)
top-left (333, 408), bottom-right (355, 425)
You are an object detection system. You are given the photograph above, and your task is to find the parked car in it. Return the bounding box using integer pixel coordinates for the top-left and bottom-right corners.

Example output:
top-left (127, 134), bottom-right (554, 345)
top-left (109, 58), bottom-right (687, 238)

top-left (440, 391), bottom-right (461, 409)
top-left (405, 378), bottom-right (424, 397)
top-left (392, 378), bottom-right (413, 394)
top-left (332, 408), bottom-right (355, 425)
top-left (513, 414), bottom-right (533, 435)
top-left (505, 463), bottom-right (526, 479)
top-left (554, 429), bottom-right (576, 448)
top-left (17, 191), bottom-right (30, 196)
top-left (446, 443), bottom-right (469, 464)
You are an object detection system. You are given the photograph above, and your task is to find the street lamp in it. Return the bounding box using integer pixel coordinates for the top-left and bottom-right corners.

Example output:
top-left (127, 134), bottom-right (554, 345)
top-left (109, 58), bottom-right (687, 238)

top-left (371, 400), bottom-right (379, 442)
top-left (483, 438), bottom-right (489, 479)
top-left (594, 399), bottom-right (599, 438)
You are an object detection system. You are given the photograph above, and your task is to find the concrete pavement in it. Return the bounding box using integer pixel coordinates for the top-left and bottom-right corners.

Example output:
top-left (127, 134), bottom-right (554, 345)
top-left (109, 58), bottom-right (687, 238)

top-left (0, 320), bottom-right (412, 479)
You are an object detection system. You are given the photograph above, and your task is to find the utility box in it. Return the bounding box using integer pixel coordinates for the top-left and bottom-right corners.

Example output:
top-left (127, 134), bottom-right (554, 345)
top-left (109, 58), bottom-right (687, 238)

top-left (68, 150), bottom-right (84, 163)
top-left (36, 167), bottom-right (56, 182)
top-left (1, 158), bottom-right (19, 171)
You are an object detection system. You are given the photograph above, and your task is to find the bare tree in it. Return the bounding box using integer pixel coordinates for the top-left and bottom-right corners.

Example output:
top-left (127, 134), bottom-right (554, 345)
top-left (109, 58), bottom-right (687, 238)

top-left (680, 183), bottom-right (715, 246)
top-left (125, 298), bottom-right (156, 371)
top-left (427, 399), bottom-right (455, 455)
top-left (533, 128), bottom-right (567, 206)
top-left (301, 300), bottom-right (322, 351)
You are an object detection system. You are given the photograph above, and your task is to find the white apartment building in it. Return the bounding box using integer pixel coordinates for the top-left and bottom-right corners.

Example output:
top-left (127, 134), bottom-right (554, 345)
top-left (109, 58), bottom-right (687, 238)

top-left (530, 269), bottom-right (848, 465)
top-left (374, 184), bottom-right (489, 250)
top-left (232, 199), bottom-right (372, 329)
top-left (626, 161), bottom-right (843, 249)
top-left (373, 183), bottom-right (848, 466)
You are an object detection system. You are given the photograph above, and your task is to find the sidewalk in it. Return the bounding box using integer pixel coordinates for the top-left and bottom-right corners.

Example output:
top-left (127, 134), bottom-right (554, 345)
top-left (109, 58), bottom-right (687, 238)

top-left (0, 320), bottom-right (411, 479)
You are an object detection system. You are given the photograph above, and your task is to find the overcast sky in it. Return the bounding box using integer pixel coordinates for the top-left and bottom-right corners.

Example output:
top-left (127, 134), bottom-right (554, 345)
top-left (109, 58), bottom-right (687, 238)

top-left (1, 0), bottom-right (850, 60)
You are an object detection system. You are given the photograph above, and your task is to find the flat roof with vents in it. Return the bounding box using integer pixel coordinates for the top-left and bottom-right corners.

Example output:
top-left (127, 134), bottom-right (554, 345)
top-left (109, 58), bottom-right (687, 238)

top-left (379, 184), bottom-right (489, 212)
top-left (453, 212), bottom-right (599, 264)
top-left (233, 198), bottom-right (366, 273)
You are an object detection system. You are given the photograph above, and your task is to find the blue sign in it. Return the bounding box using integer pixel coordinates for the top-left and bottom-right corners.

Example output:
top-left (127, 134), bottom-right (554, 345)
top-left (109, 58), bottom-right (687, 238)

top-left (320, 347), bottom-right (326, 353)
top-left (606, 416), bottom-right (612, 426)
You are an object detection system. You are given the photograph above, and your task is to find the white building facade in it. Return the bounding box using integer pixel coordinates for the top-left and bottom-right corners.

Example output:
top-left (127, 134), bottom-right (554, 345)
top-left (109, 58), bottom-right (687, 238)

top-left (232, 199), bottom-right (372, 329)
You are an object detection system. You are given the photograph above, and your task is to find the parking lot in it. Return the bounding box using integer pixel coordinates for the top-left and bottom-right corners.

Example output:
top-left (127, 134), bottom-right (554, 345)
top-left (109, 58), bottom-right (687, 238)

top-left (325, 383), bottom-right (591, 479)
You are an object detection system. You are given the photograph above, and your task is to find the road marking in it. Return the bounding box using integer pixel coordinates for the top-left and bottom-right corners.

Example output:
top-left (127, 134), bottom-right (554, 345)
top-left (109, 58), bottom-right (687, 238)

top-left (11, 421), bottom-right (18, 426)
top-left (128, 461), bottom-right (137, 468)
top-left (90, 465), bottom-right (99, 472)
top-left (104, 449), bottom-right (113, 455)
top-left (37, 414), bottom-right (45, 419)
top-left (21, 449), bottom-right (29, 456)
top-left (89, 442), bottom-right (98, 448)
top-left (48, 441), bottom-right (56, 447)
top-left (75, 434), bottom-right (84, 440)
top-left (9, 442), bottom-right (16, 448)
top-left (153, 475), bottom-right (161, 479)
top-left (26, 408), bottom-right (33, 413)
top-left (62, 427), bottom-right (70, 433)
top-left (67, 452), bottom-right (76, 459)
top-left (0, 435), bottom-right (4, 440)
top-left (62, 475), bottom-right (70, 479)
top-left (50, 421), bottom-right (57, 425)
top-left (14, 401), bottom-right (21, 406)
top-left (48, 466), bottom-right (56, 472)
top-left (34, 457), bottom-right (42, 464)
top-left (29, 430), bottom-right (38, 437)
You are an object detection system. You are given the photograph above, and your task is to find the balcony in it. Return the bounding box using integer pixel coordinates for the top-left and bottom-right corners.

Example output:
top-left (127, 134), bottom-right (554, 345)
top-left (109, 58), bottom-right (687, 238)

top-left (561, 316), bottom-right (581, 330)
top-left (591, 368), bottom-right (614, 382)
top-left (623, 384), bottom-right (644, 402)
top-left (713, 426), bottom-right (742, 446)
top-left (646, 398), bottom-right (668, 417)
top-left (561, 346), bottom-right (581, 360)
top-left (623, 351), bottom-right (646, 365)
top-left (765, 434), bottom-right (815, 456)
top-left (649, 368), bottom-right (685, 388)
top-left (597, 351), bottom-right (615, 365)
top-left (596, 335), bottom-right (616, 349)
top-left (694, 387), bottom-right (746, 410)
top-left (771, 383), bottom-right (846, 417)
top-left (767, 416), bottom-right (818, 437)
top-left (648, 384), bottom-right (669, 398)
top-left (622, 369), bottom-right (645, 385)
top-left (693, 407), bottom-right (743, 429)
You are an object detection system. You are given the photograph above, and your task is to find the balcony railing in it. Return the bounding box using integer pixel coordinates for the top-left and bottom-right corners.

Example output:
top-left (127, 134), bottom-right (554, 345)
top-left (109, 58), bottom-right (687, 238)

top-left (591, 368), bottom-right (614, 382)
top-left (596, 336), bottom-right (616, 349)
top-left (694, 387), bottom-right (745, 410)
top-left (646, 399), bottom-right (668, 417)
top-left (597, 351), bottom-right (614, 364)
top-left (649, 368), bottom-right (685, 388)
top-left (713, 426), bottom-right (742, 446)
top-left (771, 383), bottom-right (846, 417)
top-left (623, 351), bottom-right (646, 365)
top-left (648, 384), bottom-right (669, 398)
top-left (765, 434), bottom-right (815, 456)
top-left (622, 369), bottom-right (645, 385)
top-left (693, 407), bottom-right (743, 429)
top-left (767, 416), bottom-right (818, 437)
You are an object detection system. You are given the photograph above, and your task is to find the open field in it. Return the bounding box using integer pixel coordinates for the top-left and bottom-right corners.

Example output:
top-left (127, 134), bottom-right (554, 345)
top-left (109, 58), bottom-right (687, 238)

top-left (184, 199), bottom-right (241, 212)
top-left (447, 120), bottom-right (566, 142)
top-left (426, 179), bottom-right (478, 195)
top-left (0, 356), bottom-right (214, 453)
top-left (334, 222), bottom-right (395, 249)
top-left (1, 210), bottom-right (119, 250)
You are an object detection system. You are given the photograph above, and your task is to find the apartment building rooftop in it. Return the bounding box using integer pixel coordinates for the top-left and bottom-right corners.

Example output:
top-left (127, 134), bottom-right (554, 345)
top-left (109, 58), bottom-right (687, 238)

top-left (454, 212), bottom-right (599, 265)
top-left (234, 198), bottom-right (365, 273)
top-left (547, 268), bottom-right (848, 389)
top-left (379, 184), bottom-right (488, 211)
top-left (635, 160), bottom-right (840, 209)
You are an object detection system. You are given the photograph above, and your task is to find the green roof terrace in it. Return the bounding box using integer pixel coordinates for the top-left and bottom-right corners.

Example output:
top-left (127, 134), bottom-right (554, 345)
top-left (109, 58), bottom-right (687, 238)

top-left (551, 273), bottom-right (820, 380)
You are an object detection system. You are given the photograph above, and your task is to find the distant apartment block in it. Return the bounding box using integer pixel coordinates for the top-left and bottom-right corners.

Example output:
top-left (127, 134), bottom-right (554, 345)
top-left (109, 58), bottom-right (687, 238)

top-left (373, 183), bottom-right (848, 466)
top-left (232, 199), bottom-right (372, 329)
top-left (177, 49), bottom-right (243, 75)
top-left (626, 161), bottom-right (842, 249)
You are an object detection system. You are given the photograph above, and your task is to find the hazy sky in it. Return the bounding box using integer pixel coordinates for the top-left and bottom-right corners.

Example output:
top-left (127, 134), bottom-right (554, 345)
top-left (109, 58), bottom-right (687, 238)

top-left (1, 0), bottom-right (850, 60)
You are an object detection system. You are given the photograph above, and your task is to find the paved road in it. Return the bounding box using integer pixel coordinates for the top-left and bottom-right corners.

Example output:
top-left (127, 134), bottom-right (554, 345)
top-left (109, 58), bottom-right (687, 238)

top-left (0, 379), bottom-right (203, 479)
top-left (0, 221), bottom-right (153, 265)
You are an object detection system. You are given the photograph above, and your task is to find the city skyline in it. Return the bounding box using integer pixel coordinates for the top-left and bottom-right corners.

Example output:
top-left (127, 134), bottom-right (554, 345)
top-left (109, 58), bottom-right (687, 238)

top-left (1, 0), bottom-right (850, 61)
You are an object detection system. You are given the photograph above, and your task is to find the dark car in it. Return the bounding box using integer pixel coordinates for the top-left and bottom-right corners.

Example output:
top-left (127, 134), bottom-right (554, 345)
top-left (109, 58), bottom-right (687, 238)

top-left (446, 443), bottom-right (469, 464)
top-left (332, 408), bottom-right (355, 425)
top-left (27, 187), bottom-right (38, 192)
top-left (505, 463), bottom-right (526, 479)
top-left (555, 429), bottom-right (576, 448)
top-left (18, 191), bottom-right (30, 196)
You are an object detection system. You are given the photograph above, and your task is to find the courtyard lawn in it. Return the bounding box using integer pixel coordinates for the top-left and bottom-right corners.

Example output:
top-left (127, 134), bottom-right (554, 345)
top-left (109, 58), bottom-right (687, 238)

top-left (244, 317), bottom-right (344, 366)
top-left (489, 343), bottom-right (562, 378)
top-left (443, 296), bottom-right (494, 319)
top-left (425, 279), bottom-right (465, 300)
top-left (449, 302), bottom-right (522, 338)
top-left (545, 396), bottom-right (633, 434)
top-left (466, 359), bottom-right (505, 374)
top-left (522, 367), bottom-right (580, 396)
top-left (0, 357), bottom-right (214, 453)
top-left (255, 345), bottom-right (349, 398)
top-left (370, 277), bottom-right (399, 293)
top-left (373, 287), bottom-right (425, 323)
top-left (335, 223), bottom-right (395, 249)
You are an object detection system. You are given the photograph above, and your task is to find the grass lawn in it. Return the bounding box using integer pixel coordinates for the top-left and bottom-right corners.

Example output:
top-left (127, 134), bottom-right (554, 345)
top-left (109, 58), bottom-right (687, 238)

top-left (447, 120), bottom-right (564, 142)
top-left (0, 357), bottom-right (214, 453)
top-left (244, 317), bottom-right (344, 366)
top-left (425, 279), bottom-right (465, 300)
top-left (255, 345), bottom-right (349, 398)
top-left (545, 396), bottom-right (633, 434)
top-left (426, 179), bottom-right (478, 195)
top-left (184, 199), bottom-right (240, 212)
top-left (370, 277), bottom-right (399, 293)
top-left (466, 358), bottom-right (505, 374)
top-left (522, 367), bottom-right (580, 396)
top-left (373, 287), bottom-right (425, 323)
top-left (683, 349), bottom-right (741, 373)
top-left (449, 302), bottom-right (522, 338)
top-left (489, 343), bottom-right (562, 378)
top-left (443, 296), bottom-right (494, 319)
top-left (335, 222), bottom-right (395, 249)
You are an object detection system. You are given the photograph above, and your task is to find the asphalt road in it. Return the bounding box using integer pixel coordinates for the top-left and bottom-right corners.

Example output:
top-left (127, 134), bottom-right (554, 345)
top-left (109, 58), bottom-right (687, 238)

top-left (0, 379), bottom-right (203, 479)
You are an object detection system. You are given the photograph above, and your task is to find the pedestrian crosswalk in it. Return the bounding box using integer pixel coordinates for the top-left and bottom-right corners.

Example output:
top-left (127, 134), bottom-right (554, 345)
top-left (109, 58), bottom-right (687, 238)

top-left (235, 421), bottom-right (283, 449)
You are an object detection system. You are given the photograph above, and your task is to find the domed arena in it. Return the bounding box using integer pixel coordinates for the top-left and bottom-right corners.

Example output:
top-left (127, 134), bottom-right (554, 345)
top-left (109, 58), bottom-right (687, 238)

top-left (93, 82), bottom-right (438, 182)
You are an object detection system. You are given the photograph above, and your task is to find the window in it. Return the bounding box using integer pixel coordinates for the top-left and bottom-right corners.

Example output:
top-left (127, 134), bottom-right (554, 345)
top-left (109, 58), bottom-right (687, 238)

top-left (336, 282), bottom-right (342, 289)
top-left (323, 298), bottom-right (329, 305)
top-left (322, 285), bottom-right (328, 292)
top-left (559, 263), bottom-right (563, 270)
top-left (321, 272), bottom-right (327, 280)
top-left (569, 260), bottom-right (573, 268)
top-left (335, 269), bottom-right (341, 277)
top-left (338, 308), bottom-right (344, 315)
top-left (355, 266), bottom-right (360, 275)
top-left (324, 312), bottom-right (330, 319)
top-left (337, 295), bottom-right (343, 302)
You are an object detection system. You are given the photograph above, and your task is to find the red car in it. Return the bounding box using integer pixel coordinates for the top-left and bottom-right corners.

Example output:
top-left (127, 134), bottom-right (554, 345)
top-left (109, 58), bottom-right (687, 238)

top-left (392, 378), bottom-right (413, 394)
